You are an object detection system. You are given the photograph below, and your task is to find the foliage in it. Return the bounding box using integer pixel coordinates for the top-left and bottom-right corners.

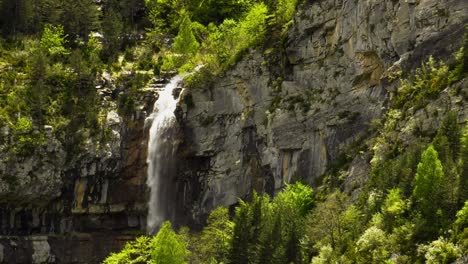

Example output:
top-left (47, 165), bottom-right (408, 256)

top-left (40, 24), bottom-right (69, 57)
top-left (61, 0), bottom-right (100, 41)
top-left (226, 182), bottom-right (313, 263)
top-left (453, 201), bottom-right (468, 249)
top-left (383, 188), bottom-right (406, 217)
top-left (412, 145), bottom-right (445, 221)
top-left (310, 244), bottom-right (337, 264)
top-left (151, 221), bottom-right (189, 264)
top-left (418, 237), bottom-right (461, 264)
top-left (275, 182), bottom-right (314, 216)
top-left (393, 56), bottom-right (449, 111)
top-left (393, 49), bottom-right (466, 113)
top-left (103, 236), bottom-right (153, 264)
top-left (184, 2), bottom-right (269, 85)
top-left (356, 226), bottom-right (389, 263)
top-left (102, 8), bottom-right (124, 61)
top-left (304, 191), bottom-right (362, 262)
top-left (103, 222), bottom-right (189, 264)
top-left (270, 0), bottom-right (299, 32)
top-left (191, 207), bottom-right (233, 264)
top-left (161, 11), bottom-right (200, 71)
top-left (460, 123), bottom-right (468, 205)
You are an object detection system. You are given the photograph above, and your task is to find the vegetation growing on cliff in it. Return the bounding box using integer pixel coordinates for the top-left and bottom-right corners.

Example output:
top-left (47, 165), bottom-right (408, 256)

top-left (0, 0), bottom-right (300, 157)
top-left (105, 50), bottom-right (468, 263)
top-left (1, 0), bottom-right (468, 263)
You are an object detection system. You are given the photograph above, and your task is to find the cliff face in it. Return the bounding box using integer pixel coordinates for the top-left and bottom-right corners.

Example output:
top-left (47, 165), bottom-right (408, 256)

top-left (0, 72), bottom-right (157, 262)
top-left (0, 0), bottom-right (467, 262)
top-left (175, 0), bottom-right (467, 223)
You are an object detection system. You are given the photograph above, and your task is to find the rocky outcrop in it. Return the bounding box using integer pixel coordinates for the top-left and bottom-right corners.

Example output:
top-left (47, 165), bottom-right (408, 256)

top-left (0, 0), bottom-right (466, 262)
top-left (175, 0), bottom-right (468, 223)
top-left (0, 72), bottom-right (159, 262)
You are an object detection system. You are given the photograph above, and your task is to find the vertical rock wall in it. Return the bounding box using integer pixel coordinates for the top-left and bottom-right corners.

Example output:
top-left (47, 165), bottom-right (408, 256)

top-left (175, 0), bottom-right (468, 223)
top-left (0, 0), bottom-right (466, 262)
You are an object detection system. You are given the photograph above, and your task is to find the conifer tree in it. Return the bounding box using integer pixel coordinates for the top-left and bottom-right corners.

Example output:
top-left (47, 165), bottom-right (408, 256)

top-left (61, 0), bottom-right (100, 42)
top-left (172, 12), bottom-right (199, 57)
top-left (413, 145), bottom-right (446, 234)
top-left (459, 123), bottom-right (468, 206)
top-left (230, 200), bottom-right (252, 264)
top-left (151, 221), bottom-right (189, 264)
top-left (101, 8), bottom-right (124, 61)
top-left (195, 207), bottom-right (233, 263)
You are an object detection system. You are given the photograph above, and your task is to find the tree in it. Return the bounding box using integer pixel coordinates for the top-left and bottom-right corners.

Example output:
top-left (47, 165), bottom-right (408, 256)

top-left (40, 24), bottom-right (69, 57)
top-left (460, 123), bottom-right (468, 205)
top-left (418, 237), bottom-right (461, 264)
top-left (151, 221), bottom-right (190, 264)
top-left (437, 111), bottom-right (461, 161)
top-left (172, 11), bottom-right (200, 57)
top-left (194, 207), bottom-right (233, 263)
top-left (187, 0), bottom-right (254, 25)
top-left (0, 0), bottom-right (36, 36)
top-left (273, 182), bottom-right (314, 217)
top-left (145, 0), bottom-right (183, 33)
top-left (101, 8), bottom-right (124, 61)
top-left (103, 236), bottom-right (153, 264)
top-left (382, 188), bottom-right (407, 231)
top-left (230, 200), bottom-right (253, 264)
top-left (311, 245), bottom-right (338, 264)
top-left (412, 145), bottom-right (447, 237)
top-left (356, 226), bottom-right (389, 264)
top-left (61, 0), bottom-right (100, 42)
top-left (453, 201), bottom-right (468, 249)
top-left (305, 192), bottom-right (349, 251)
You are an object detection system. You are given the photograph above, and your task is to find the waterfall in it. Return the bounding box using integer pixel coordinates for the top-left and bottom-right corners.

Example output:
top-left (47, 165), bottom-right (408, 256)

top-left (146, 75), bottom-right (184, 234)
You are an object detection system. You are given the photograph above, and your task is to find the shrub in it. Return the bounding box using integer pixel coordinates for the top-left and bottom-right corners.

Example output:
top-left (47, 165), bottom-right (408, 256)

top-left (418, 237), bottom-right (460, 264)
top-left (40, 24), bottom-right (70, 57)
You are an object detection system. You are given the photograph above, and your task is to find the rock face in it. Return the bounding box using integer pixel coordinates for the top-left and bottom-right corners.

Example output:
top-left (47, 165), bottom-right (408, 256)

top-left (174, 0), bottom-right (468, 223)
top-left (0, 0), bottom-right (466, 262)
top-left (0, 73), bottom-right (156, 262)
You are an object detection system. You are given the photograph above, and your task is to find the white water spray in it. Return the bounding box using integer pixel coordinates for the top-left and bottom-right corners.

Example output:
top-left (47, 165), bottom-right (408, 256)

top-left (146, 75), bottom-right (184, 234)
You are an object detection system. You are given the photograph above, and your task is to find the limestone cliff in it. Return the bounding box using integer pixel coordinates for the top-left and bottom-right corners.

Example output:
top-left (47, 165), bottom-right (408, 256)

top-left (0, 0), bottom-right (467, 262)
top-left (174, 0), bottom-right (468, 224)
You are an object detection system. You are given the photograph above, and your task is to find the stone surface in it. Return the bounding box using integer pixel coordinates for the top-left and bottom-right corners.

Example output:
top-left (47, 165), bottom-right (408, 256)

top-left (0, 0), bottom-right (466, 262)
top-left (174, 0), bottom-right (468, 224)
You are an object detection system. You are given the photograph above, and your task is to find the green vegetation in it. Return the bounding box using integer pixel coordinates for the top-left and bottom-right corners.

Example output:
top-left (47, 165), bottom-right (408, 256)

top-left (148, 0), bottom-right (300, 88)
top-left (393, 47), bottom-right (467, 112)
top-left (106, 46), bottom-right (468, 262)
top-left (0, 0), bottom-right (301, 157)
top-left (104, 182), bottom-right (314, 263)
top-left (2, 0), bottom-right (467, 263)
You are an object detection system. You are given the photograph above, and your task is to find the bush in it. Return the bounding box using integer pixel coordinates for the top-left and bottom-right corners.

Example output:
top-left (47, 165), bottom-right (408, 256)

top-left (40, 24), bottom-right (70, 57)
top-left (356, 226), bottom-right (389, 263)
top-left (418, 237), bottom-right (460, 264)
top-left (104, 236), bottom-right (153, 264)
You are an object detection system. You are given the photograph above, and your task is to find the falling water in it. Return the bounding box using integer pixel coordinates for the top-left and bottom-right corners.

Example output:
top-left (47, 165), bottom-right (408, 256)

top-left (146, 75), bottom-right (184, 234)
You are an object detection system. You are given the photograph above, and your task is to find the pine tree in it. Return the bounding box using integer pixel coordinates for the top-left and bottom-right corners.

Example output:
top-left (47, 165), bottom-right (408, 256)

top-left (101, 8), bottom-right (124, 61)
top-left (151, 221), bottom-right (189, 264)
top-left (433, 133), bottom-right (459, 217)
top-left (172, 12), bottom-right (199, 57)
top-left (459, 123), bottom-right (468, 206)
top-left (195, 207), bottom-right (233, 263)
top-left (0, 0), bottom-right (35, 36)
top-left (412, 145), bottom-right (446, 235)
top-left (438, 111), bottom-right (462, 160)
top-left (61, 0), bottom-right (100, 42)
top-left (230, 200), bottom-right (252, 264)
